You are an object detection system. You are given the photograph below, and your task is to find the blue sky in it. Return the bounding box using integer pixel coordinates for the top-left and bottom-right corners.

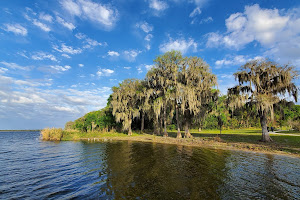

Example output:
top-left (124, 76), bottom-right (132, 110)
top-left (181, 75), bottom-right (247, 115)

top-left (0, 0), bottom-right (299, 129)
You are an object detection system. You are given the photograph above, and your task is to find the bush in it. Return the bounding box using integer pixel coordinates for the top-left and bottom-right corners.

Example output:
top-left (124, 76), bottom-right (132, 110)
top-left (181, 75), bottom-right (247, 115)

top-left (292, 121), bottom-right (300, 131)
top-left (41, 128), bottom-right (63, 141)
top-left (167, 124), bottom-right (176, 130)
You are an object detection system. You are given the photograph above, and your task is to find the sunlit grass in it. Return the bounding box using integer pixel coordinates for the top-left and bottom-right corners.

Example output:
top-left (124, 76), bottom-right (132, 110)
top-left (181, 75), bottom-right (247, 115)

top-left (41, 128), bottom-right (63, 141)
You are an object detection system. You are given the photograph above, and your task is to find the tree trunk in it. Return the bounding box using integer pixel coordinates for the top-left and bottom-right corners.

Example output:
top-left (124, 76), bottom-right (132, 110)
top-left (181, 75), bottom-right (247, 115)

top-left (219, 125), bottom-right (222, 135)
top-left (154, 117), bottom-right (159, 135)
top-left (163, 104), bottom-right (168, 137)
top-left (260, 111), bottom-right (272, 142)
top-left (176, 105), bottom-right (181, 139)
top-left (160, 116), bottom-right (163, 135)
top-left (184, 120), bottom-right (192, 138)
top-left (141, 111), bottom-right (145, 132)
top-left (128, 118), bottom-right (132, 136)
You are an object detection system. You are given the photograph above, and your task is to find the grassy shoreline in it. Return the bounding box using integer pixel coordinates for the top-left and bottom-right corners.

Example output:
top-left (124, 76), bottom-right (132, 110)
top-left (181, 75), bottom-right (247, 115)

top-left (41, 128), bottom-right (300, 157)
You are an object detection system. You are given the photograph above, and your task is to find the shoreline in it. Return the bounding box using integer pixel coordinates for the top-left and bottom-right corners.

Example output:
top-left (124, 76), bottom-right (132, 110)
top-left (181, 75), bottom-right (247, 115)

top-left (60, 134), bottom-right (300, 158)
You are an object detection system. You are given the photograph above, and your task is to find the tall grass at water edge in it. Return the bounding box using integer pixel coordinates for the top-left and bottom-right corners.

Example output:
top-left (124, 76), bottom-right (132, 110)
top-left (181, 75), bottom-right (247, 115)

top-left (41, 128), bottom-right (63, 141)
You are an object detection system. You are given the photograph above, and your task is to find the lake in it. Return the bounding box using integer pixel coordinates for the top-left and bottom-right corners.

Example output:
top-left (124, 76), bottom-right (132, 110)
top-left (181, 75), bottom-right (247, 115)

top-left (0, 131), bottom-right (299, 199)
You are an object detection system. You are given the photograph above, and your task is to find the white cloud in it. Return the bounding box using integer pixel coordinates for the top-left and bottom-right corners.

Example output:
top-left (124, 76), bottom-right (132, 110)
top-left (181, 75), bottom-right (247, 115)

top-left (78, 64), bottom-right (84, 67)
top-left (32, 52), bottom-right (57, 62)
top-left (124, 67), bottom-right (131, 69)
top-left (136, 21), bottom-right (154, 50)
top-left (136, 21), bottom-right (153, 33)
top-left (83, 38), bottom-right (102, 49)
top-left (107, 51), bottom-right (120, 57)
top-left (3, 24), bottom-right (27, 36)
top-left (189, 7), bottom-right (201, 18)
top-left (50, 65), bottom-right (71, 72)
top-left (0, 67), bottom-right (8, 74)
top-left (206, 4), bottom-right (300, 65)
top-left (0, 62), bottom-right (30, 71)
top-left (123, 50), bottom-right (142, 61)
top-left (32, 19), bottom-right (51, 32)
top-left (200, 16), bottom-right (213, 24)
top-left (62, 54), bottom-right (71, 58)
top-left (75, 33), bottom-right (86, 39)
top-left (137, 66), bottom-right (143, 73)
top-left (193, 0), bottom-right (209, 7)
top-left (159, 37), bottom-right (197, 54)
top-left (39, 13), bottom-right (53, 23)
top-left (207, 4), bottom-right (290, 49)
top-left (97, 68), bottom-right (114, 76)
top-left (75, 33), bottom-right (102, 49)
top-left (53, 43), bottom-right (82, 54)
top-left (145, 34), bottom-right (153, 42)
top-left (56, 16), bottom-right (76, 30)
top-left (61, 0), bottom-right (118, 29)
top-left (145, 64), bottom-right (153, 70)
top-left (215, 55), bottom-right (265, 68)
top-left (149, 0), bottom-right (168, 11)
top-left (0, 74), bottom-right (110, 129)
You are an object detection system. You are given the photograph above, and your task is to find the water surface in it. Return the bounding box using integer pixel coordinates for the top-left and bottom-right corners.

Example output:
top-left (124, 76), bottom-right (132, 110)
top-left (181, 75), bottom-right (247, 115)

top-left (0, 131), bottom-right (299, 199)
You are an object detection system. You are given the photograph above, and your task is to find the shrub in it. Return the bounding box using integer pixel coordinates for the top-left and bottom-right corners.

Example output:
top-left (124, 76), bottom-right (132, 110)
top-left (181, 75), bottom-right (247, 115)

top-left (292, 121), bottom-right (300, 131)
top-left (41, 128), bottom-right (63, 141)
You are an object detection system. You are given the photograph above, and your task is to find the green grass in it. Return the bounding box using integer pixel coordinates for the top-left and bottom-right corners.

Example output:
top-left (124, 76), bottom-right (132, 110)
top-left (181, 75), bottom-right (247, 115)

top-left (61, 130), bottom-right (140, 141)
top-left (42, 128), bottom-right (300, 156)
top-left (168, 128), bottom-right (300, 151)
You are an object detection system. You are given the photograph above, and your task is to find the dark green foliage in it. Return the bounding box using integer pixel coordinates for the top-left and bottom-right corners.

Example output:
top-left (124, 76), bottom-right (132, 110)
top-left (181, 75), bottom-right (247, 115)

top-left (67, 96), bottom-right (120, 132)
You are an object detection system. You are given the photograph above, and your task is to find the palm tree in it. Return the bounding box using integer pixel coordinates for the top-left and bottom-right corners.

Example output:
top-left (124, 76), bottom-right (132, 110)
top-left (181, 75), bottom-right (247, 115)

top-left (228, 59), bottom-right (298, 142)
top-left (111, 79), bottom-right (141, 135)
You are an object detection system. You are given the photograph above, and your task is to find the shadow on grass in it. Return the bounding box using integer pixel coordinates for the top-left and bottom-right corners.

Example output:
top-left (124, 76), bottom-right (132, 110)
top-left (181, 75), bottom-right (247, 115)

top-left (166, 130), bottom-right (300, 148)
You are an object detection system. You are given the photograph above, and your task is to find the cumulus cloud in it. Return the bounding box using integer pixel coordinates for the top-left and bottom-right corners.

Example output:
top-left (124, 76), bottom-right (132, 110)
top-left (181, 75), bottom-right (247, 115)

top-left (32, 52), bottom-right (57, 62)
top-left (32, 19), bottom-right (51, 32)
top-left (49, 65), bottom-right (71, 72)
top-left (56, 16), bottom-right (76, 30)
top-left (207, 4), bottom-right (300, 65)
top-left (62, 54), bottom-right (71, 58)
top-left (107, 51), bottom-right (120, 57)
top-left (215, 55), bottom-right (264, 68)
top-left (39, 13), bottom-right (53, 23)
top-left (136, 21), bottom-right (153, 33)
top-left (78, 63), bottom-right (84, 67)
top-left (123, 50), bottom-right (142, 61)
top-left (75, 33), bottom-right (103, 49)
top-left (145, 64), bottom-right (153, 70)
top-left (136, 21), bottom-right (154, 50)
top-left (53, 43), bottom-right (82, 54)
top-left (0, 74), bottom-right (110, 129)
top-left (60, 0), bottom-right (118, 30)
top-left (2, 24), bottom-right (27, 36)
top-left (149, 0), bottom-right (168, 12)
top-left (97, 68), bottom-right (114, 76)
top-left (159, 37), bottom-right (197, 54)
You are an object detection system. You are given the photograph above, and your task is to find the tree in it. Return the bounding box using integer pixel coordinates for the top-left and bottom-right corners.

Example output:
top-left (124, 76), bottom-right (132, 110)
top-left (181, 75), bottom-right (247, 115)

top-left (146, 51), bottom-right (183, 137)
top-left (179, 57), bottom-right (217, 138)
top-left (228, 59), bottom-right (298, 142)
top-left (64, 121), bottom-right (74, 130)
top-left (111, 79), bottom-right (141, 135)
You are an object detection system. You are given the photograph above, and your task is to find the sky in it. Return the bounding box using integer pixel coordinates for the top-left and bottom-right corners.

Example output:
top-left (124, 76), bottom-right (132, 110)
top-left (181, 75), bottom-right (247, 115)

top-left (0, 0), bottom-right (300, 129)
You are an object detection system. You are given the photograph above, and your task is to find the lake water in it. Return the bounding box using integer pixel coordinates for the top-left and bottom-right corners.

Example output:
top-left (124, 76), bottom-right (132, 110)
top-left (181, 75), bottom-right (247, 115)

top-left (0, 131), bottom-right (299, 199)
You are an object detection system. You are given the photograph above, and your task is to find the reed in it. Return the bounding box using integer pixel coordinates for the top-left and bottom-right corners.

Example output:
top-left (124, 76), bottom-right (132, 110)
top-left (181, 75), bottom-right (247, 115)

top-left (41, 128), bottom-right (63, 141)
